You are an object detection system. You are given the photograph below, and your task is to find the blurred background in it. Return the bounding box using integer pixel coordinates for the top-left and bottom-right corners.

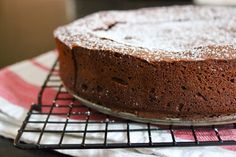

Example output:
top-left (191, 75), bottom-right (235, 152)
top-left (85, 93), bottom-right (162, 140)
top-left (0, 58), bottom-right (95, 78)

top-left (0, 0), bottom-right (235, 68)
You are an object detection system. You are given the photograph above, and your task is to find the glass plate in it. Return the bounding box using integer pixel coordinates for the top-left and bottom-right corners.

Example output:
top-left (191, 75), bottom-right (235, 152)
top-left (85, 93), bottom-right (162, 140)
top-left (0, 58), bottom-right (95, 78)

top-left (64, 85), bottom-right (236, 126)
top-left (73, 96), bottom-right (236, 126)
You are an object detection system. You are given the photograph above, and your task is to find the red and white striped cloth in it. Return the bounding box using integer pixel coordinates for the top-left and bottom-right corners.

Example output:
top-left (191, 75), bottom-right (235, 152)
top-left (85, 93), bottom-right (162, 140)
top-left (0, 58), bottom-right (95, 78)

top-left (0, 50), bottom-right (236, 157)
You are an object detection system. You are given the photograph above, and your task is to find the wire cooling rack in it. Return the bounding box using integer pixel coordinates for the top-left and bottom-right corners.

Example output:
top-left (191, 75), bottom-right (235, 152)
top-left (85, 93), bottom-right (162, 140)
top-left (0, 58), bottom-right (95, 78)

top-left (14, 60), bottom-right (236, 149)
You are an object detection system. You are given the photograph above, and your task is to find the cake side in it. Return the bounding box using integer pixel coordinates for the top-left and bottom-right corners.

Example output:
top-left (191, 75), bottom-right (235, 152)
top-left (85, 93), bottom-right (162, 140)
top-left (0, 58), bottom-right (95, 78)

top-left (55, 38), bottom-right (76, 90)
top-left (56, 38), bottom-right (236, 119)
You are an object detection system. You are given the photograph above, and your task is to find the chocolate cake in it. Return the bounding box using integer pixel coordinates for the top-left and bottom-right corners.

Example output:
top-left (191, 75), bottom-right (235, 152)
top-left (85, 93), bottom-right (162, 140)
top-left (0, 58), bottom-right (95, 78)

top-left (54, 6), bottom-right (236, 120)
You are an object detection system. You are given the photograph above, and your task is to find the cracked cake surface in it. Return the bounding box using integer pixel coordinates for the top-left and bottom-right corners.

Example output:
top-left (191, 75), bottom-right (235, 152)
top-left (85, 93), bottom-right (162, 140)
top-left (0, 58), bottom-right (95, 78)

top-left (54, 5), bottom-right (236, 123)
top-left (55, 5), bottom-right (236, 62)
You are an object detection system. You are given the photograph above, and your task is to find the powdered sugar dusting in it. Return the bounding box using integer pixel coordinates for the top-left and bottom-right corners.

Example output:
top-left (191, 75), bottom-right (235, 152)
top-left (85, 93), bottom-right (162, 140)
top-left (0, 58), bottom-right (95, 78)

top-left (54, 5), bottom-right (236, 62)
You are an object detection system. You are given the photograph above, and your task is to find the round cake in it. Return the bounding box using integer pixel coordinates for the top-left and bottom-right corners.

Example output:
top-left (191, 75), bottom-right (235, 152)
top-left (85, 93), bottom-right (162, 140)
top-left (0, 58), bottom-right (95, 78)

top-left (54, 5), bottom-right (236, 121)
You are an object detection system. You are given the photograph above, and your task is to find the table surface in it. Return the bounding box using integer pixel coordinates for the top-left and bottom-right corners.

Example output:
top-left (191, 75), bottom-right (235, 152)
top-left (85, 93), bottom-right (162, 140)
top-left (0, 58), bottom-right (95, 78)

top-left (0, 136), bottom-right (71, 157)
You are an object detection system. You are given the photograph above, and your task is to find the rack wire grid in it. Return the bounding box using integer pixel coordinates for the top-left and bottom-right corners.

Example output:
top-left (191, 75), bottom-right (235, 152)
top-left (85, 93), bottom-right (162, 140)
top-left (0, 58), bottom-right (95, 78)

top-left (14, 59), bottom-right (236, 149)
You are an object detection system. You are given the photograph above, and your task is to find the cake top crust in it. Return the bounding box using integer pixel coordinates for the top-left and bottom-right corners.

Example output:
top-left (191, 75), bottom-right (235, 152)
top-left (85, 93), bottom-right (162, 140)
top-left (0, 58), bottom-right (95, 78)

top-left (54, 5), bottom-right (236, 62)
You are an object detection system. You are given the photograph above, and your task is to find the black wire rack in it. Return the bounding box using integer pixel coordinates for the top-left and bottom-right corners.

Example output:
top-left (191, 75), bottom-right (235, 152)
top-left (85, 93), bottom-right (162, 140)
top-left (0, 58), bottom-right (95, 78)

top-left (14, 59), bottom-right (236, 150)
